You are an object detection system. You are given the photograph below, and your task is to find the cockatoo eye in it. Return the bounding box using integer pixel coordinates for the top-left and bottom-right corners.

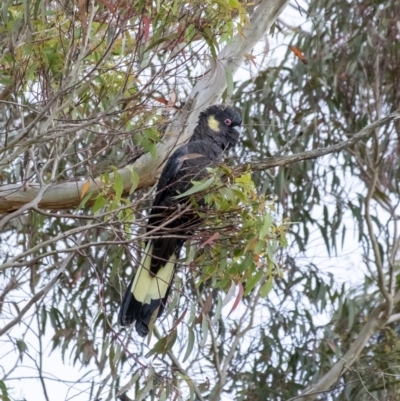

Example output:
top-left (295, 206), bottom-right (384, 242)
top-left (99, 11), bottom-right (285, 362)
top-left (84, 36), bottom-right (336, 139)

top-left (224, 118), bottom-right (232, 125)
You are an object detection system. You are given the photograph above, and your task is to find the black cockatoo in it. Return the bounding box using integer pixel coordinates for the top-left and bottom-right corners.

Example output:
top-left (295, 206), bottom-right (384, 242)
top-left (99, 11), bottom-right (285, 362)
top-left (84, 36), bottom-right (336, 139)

top-left (118, 104), bottom-right (242, 337)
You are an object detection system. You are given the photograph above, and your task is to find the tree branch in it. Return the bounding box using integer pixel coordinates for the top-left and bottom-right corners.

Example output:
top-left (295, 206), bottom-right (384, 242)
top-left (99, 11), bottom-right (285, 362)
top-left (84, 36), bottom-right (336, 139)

top-left (0, 233), bottom-right (84, 336)
top-left (387, 313), bottom-right (400, 324)
top-left (153, 327), bottom-right (206, 401)
top-left (2, 108), bottom-right (399, 214)
top-left (209, 280), bottom-right (265, 400)
top-left (250, 109), bottom-right (400, 172)
top-left (0, 0), bottom-right (289, 214)
top-left (364, 168), bottom-right (392, 317)
top-left (0, 183), bottom-right (49, 229)
top-left (294, 304), bottom-right (386, 401)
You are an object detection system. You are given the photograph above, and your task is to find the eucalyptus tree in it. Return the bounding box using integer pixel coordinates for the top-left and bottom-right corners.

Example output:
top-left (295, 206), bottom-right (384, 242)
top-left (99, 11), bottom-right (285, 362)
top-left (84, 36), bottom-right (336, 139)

top-left (1, 0), bottom-right (400, 400)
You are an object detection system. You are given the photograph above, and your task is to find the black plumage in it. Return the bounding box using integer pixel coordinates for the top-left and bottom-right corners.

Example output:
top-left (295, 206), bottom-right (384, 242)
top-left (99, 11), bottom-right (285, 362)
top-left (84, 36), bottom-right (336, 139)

top-left (118, 104), bottom-right (242, 337)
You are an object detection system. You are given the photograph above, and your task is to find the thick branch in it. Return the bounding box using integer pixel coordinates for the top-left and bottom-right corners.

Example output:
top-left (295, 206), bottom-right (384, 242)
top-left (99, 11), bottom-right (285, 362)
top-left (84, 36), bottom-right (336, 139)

top-left (293, 304), bottom-right (386, 401)
top-left (387, 313), bottom-right (400, 324)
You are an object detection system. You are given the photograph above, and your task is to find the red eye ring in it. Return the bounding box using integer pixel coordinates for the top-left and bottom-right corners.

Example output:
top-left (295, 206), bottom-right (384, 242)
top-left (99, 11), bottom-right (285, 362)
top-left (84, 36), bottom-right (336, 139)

top-left (224, 118), bottom-right (232, 125)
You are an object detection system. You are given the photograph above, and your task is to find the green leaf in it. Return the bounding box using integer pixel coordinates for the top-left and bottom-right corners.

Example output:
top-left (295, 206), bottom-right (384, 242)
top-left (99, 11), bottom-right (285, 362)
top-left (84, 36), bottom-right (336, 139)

top-left (259, 213), bottom-right (272, 239)
top-left (112, 342), bottom-right (122, 367)
top-left (182, 327), bottom-right (195, 363)
top-left (185, 24), bottom-right (196, 42)
top-left (348, 299), bottom-right (355, 331)
top-left (199, 313), bottom-right (209, 347)
top-left (145, 329), bottom-right (177, 358)
top-left (0, 380), bottom-right (10, 401)
top-left (41, 307), bottom-right (47, 334)
top-left (187, 301), bottom-right (196, 326)
top-left (117, 372), bottom-right (140, 396)
top-left (159, 388), bottom-right (167, 401)
top-left (16, 339), bottom-right (28, 354)
top-left (92, 195), bottom-right (107, 214)
top-left (211, 294), bottom-right (223, 324)
top-left (111, 167), bottom-right (123, 199)
top-left (146, 306), bottom-right (160, 345)
top-left (260, 276), bottom-right (274, 298)
top-left (174, 177), bottom-right (215, 199)
top-left (244, 270), bottom-right (264, 296)
top-left (136, 367), bottom-right (154, 401)
top-left (128, 167), bottom-right (140, 194)
top-left (145, 337), bottom-right (167, 359)
top-left (109, 343), bottom-right (116, 376)
top-left (77, 192), bottom-right (92, 210)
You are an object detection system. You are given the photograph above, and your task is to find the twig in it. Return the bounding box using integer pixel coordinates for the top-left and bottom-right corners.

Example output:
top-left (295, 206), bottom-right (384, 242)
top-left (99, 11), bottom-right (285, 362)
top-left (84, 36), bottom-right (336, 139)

top-left (272, 130), bottom-right (303, 157)
top-left (0, 276), bottom-right (19, 314)
top-left (209, 280), bottom-right (265, 401)
top-left (35, 308), bottom-right (51, 401)
top-left (0, 232), bottom-right (85, 336)
top-left (364, 168), bottom-right (392, 317)
top-left (153, 327), bottom-right (206, 401)
top-left (250, 109), bottom-right (400, 172)
top-left (0, 221), bottom-right (103, 271)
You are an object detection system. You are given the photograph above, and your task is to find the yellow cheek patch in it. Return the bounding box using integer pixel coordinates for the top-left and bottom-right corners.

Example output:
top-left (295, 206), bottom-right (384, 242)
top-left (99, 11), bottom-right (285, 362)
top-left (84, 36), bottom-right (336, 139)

top-left (207, 115), bottom-right (220, 132)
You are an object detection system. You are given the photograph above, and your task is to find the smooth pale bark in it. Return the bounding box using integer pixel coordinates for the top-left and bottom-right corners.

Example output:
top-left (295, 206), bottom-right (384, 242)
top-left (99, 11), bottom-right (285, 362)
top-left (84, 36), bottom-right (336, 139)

top-left (0, 0), bottom-right (289, 213)
top-left (293, 306), bottom-right (386, 401)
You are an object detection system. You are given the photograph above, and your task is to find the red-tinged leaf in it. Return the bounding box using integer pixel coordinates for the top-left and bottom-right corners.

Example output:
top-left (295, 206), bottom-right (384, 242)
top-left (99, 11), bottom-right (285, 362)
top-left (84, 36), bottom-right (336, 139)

top-left (142, 16), bottom-right (150, 42)
top-left (170, 308), bottom-right (187, 332)
top-left (80, 181), bottom-right (90, 199)
top-left (153, 96), bottom-right (181, 110)
top-left (69, 271), bottom-right (82, 287)
top-left (289, 45), bottom-right (308, 65)
top-left (199, 232), bottom-right (219, 249)
top-left (153, 95), bottom-right (182, 110)
top-left (154, 96), bottom-right (168, 105)
top-left (228, 283), bottom-right (243, 317)
top-left (196, 292), bottom-right (213, 323)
